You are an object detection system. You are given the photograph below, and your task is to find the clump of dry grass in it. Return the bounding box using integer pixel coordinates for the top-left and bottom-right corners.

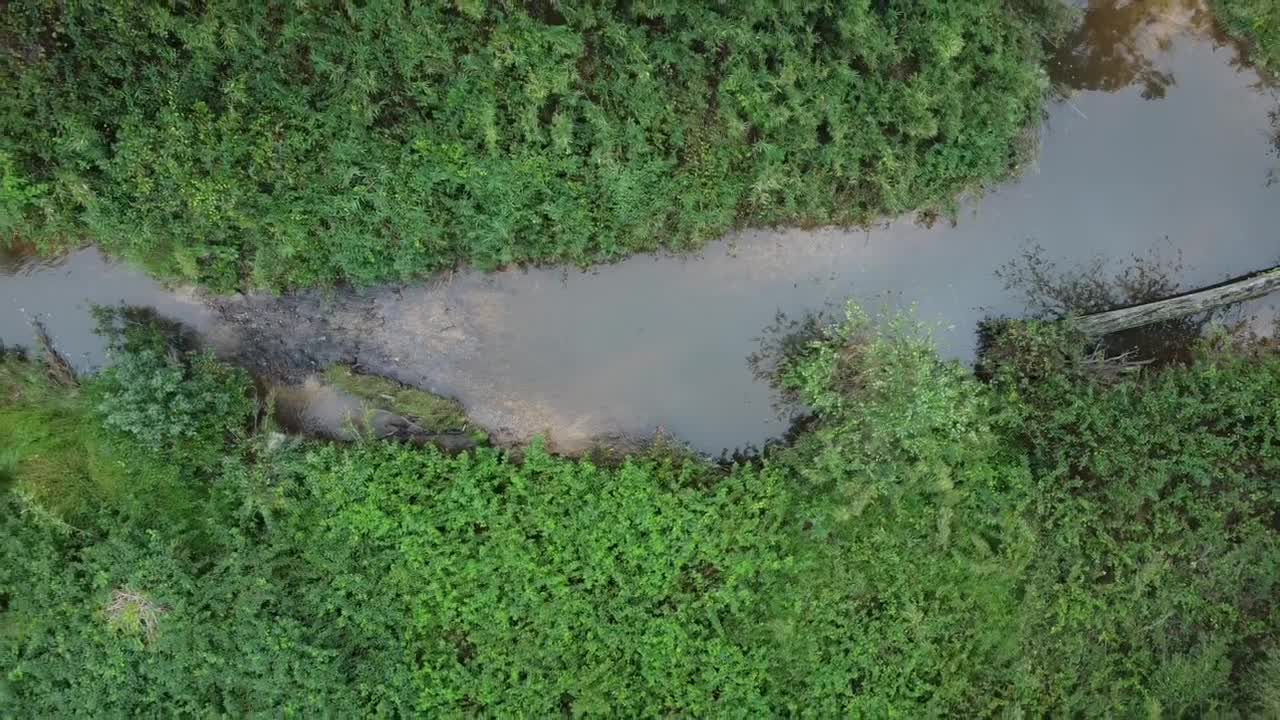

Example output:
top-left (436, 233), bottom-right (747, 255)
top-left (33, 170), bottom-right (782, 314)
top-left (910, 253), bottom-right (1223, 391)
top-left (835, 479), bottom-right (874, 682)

top-left (105, 589), bottom-right (167, 643)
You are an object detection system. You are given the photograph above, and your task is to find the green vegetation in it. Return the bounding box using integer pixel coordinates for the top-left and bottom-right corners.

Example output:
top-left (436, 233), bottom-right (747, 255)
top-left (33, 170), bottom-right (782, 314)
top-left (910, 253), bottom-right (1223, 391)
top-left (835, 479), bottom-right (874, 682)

top-left (3, 310), bottom-right (1278, 715)
top-left (0, 351), bottom-right (100, 521)
top-left (1, 1), bottom-right (1059, 290)
top-left (1215, 0), bottom-right (1280, 68)
top-left (323, 363), bottom-right (468, 432)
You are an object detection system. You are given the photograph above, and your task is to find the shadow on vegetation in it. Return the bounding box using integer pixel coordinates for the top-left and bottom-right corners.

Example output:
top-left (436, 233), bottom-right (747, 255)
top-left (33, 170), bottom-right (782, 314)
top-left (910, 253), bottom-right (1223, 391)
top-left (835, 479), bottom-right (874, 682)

top-left (89, 304), bottom-right (204, 357)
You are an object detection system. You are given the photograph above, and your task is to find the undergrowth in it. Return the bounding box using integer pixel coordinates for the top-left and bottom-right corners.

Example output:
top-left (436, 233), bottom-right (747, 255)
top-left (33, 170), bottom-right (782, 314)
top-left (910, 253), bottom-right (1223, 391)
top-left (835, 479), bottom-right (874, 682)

top-left (2, 308), bottom-right (1277, 715)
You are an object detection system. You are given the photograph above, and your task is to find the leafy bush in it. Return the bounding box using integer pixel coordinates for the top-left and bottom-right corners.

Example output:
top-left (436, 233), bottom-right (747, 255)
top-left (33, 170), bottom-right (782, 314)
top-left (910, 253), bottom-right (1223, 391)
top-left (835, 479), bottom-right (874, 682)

top-left (760, 308), bottom-right (1280, 714)
top-left (756, 308), bottom-right (1037, 714)
top-left (93, 349), bottom-right (253, 458)
top-left (0, 149), bottom-right (45, 235)
top-left (1, 0), bottom-right (1057, 289)
top-left (0, 349), bottom-right (230, 538)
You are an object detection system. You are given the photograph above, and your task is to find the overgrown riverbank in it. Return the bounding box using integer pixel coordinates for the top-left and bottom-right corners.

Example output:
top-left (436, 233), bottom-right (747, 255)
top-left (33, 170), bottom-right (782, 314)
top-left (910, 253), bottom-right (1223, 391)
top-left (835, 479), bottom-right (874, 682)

top-left (3, 308), bottom-right (1278, 715)
top-left (1, 1), bottom-right (1064, 290)
top-left (3, 0), bottom-right (1279, 713)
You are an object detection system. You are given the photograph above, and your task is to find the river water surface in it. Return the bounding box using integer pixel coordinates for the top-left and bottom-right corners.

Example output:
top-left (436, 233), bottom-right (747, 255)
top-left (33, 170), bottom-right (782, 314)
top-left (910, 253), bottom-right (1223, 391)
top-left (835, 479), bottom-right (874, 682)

top-left (3, 0), bottom-right (1278, 453)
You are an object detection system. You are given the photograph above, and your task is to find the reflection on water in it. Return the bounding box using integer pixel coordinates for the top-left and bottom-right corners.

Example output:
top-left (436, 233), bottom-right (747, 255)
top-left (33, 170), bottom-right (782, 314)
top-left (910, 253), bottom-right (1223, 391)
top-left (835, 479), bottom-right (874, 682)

top-left (1052, 0), bottom-right (1249, 98)
top-left (1269, 107), bottom-right (1280, 187)
top-left (993, 243), bottom-right (1259, 366)
top-left (0, 242), bottom-right (62, 274)
top-left (2, 0), bottom-right (1279, 454)
top-left (0, 248), bottom-right (216, 370)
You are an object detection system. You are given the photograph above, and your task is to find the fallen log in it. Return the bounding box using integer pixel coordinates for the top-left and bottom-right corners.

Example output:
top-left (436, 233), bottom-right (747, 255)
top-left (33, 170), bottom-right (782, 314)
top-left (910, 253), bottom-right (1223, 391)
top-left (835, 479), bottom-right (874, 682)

top-left (1073, 265), bottom-right (1280, 337)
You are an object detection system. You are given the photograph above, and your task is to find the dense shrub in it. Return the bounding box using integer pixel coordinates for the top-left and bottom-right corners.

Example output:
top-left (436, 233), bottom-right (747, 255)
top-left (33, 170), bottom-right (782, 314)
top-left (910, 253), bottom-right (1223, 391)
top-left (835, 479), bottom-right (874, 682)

top-left (0, 484), bottom-right (366, 715)
top-left (1020, 363), bottom-right (1279, 713)
top-left (93, 349), bottom-right (253, 459)
top-left (1, 0), bottom-right (1056, 289)
top-left (758, 308), bottom-right (1038, 714)
top-left (90, 307), bottom-right (254, 469)
top-left (3, 313), bottom-right (1278, 715)
top-left (984, 322), bottom-right (1280, 715)
top-left (281, 443), bottom-right (797, 715)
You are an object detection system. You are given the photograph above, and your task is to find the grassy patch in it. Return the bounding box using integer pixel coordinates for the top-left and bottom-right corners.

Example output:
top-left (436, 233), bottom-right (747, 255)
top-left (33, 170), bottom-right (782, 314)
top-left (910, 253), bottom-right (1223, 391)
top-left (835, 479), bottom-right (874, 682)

top-left (0, 357), bottom-right (196, 528)
top-left (322, 364), bottom-right (468, 432)
top-left (0, 358), bottom-right (99, 521)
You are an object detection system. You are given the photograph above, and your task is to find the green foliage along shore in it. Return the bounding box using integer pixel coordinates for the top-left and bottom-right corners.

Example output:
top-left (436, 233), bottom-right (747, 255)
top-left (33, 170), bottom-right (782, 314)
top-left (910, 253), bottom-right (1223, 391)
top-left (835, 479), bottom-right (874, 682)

top-left (1216, 0), bottom-right (1280, 68)
top-left (3, 313), bottom-right (1278, 715)
top-left (1, 1), bottom-right (1057, 290)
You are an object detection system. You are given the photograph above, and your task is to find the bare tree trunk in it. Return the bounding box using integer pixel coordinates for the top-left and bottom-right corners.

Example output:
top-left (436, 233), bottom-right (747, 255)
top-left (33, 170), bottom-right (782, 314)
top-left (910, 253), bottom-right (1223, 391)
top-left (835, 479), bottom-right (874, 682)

top-left (1073, 266), bottom-right (1280, 337)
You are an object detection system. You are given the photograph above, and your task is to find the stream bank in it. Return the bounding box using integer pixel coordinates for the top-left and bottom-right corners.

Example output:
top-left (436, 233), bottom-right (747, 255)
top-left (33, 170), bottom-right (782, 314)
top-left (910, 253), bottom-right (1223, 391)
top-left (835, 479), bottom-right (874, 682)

top-left (2, 0), bottom-right (1278, 454)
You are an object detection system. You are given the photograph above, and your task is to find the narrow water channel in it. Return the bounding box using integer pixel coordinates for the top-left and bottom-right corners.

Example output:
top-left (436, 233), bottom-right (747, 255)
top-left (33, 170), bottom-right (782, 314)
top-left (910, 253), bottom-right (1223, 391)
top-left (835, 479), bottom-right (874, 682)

top-left (3, 0), bottom-right (1278, 453)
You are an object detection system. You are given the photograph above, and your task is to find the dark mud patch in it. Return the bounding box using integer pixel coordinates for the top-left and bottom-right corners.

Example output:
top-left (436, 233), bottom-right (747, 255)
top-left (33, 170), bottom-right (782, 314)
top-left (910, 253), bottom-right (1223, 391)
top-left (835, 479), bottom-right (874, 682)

top-left (209, 292), bottom-right (372, 381)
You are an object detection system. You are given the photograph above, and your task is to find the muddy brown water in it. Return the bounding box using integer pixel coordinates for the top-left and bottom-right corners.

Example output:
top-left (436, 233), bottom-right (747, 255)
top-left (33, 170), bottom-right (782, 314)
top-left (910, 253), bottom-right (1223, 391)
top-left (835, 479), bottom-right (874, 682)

top-left (3, 0), bottom-right (1278, 454)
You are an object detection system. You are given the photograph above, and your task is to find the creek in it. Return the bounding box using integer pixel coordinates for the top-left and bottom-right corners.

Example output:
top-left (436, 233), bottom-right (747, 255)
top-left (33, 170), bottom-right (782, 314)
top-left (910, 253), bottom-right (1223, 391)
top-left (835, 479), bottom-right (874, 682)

top-left (3, 0), bottom-right (1277, 453)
